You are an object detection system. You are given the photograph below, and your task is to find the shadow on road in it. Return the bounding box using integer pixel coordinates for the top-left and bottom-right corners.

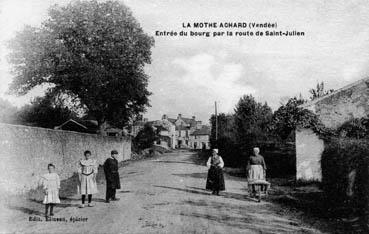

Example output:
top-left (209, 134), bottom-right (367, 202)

top-left (185, 186), bottom-right (257, 202)
top-left (153, 160), bottom-right (197, 165)
top-left (172, 173), bottom-right (207, 179)
top-left (153, 185), bottom-right (210, 196)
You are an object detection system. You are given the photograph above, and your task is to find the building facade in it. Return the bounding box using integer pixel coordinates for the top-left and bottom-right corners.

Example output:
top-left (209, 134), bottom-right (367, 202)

top-left (189, 126), bottom-right (211, 150)
top-left (130, 113), bottom-right (211, 150)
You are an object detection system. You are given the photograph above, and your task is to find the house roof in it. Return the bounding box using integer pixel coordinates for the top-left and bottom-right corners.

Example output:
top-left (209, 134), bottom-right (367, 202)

top-left (167, 118), bottom-right (176, 124)
top-left (54, 119), bottom-right (99, 133)
top-left (55, 119), bottom-right (88, 130)
top-left (299, 77), bottom-right (369, 108)
top-left (191, 126), bottom-right (211, 135)
top-left (175, 125), bottom-right (190, 130)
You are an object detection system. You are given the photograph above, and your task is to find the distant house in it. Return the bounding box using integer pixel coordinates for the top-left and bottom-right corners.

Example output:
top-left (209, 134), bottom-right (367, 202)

top-left (189, 126), bottom-right (211, 150)
top-left (166, 114), bottom-right (203, 148)
top-left (149, 117), bottom-right (176, 149)
top-left (130, 117), bottom-right (148, 137)
top-left (296, 77), bottom-right (369, 181)
top-left (130, 113), bottom-right (209, 149)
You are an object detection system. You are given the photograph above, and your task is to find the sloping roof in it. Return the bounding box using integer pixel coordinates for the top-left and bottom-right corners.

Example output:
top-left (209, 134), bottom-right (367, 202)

top-left (54, 119), bottom-right (99, 133)
top-left (55, 119), bottom-right (88, 130)
top-left (191, 126), bottom-right (211, 135)
top-left (168, 118), bottom-right (176, 124)
top-left (175, 125), bottom-right (190, 130)
top-left (300, 77), bottom-right (369, 108)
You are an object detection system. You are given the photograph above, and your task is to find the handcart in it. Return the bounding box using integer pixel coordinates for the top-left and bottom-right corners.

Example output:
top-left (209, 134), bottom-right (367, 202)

top-left (248, 180), bottom-right (270, 202)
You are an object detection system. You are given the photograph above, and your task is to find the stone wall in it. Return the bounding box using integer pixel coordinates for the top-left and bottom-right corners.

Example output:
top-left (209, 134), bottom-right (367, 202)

top-left (0, 123), bottom-right (131, 194)
top-left (296, 128), bottom-right (324, 181)
top-left (297, 78), bottom-right (369, 181)
top-left (310, 79), bottom-right (369, 129)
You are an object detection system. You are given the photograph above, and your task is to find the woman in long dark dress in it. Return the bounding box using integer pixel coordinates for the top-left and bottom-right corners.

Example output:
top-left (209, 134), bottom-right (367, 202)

top-left (206, 149), bottom-right (225, 195)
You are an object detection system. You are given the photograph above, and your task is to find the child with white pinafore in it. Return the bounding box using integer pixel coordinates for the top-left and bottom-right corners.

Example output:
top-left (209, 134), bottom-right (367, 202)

top-left (39, 163), bottom-right (60, 217)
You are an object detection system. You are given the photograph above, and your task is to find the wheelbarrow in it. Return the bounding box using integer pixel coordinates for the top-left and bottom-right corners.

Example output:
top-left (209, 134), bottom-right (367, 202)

top-left (247, 180), bottom-right (270, 202)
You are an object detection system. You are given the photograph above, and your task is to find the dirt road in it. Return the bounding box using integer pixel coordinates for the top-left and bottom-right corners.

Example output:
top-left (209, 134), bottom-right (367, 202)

top-left (1, 150), bottom-right (326, 233)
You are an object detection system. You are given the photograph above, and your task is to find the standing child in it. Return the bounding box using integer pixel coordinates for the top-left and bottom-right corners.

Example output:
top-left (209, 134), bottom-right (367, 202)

top-left (77, 150), bottom-right (98, 208)
top-left (40, 163), bottom-right (60, 218)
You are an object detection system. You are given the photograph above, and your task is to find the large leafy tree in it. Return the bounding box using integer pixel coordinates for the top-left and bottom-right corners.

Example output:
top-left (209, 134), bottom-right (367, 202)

top-left (7, 0), bottom-right (154, 129)
top-left (234, 95), bottom-right (273, 151)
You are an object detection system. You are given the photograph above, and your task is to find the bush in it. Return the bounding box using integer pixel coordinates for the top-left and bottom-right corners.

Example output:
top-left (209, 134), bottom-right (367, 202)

top-left (321, 137), bottom-right (369, 216)
top-left (133, 123), bottom-right (158, 152)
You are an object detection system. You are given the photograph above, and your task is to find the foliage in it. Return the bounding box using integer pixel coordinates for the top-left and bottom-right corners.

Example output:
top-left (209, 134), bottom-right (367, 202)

top-left (133, 123), bottom-right (159, 152)
top-left (16, 94), bottom-right (78, 128)
top-left (7, 0), bottom-right (154, 128)
top-left (337, 116), bottom-right (369, 139)
top-left (209, 113), bottom-right (236, 146)
top-left (272, 97), bottom-right (331, 140)
top-left (234, 95), bottom-right (273, 151)
top-left (309, 81), bottom-right (334, 101)
top-left (321, 138), bottom-right (369, 217)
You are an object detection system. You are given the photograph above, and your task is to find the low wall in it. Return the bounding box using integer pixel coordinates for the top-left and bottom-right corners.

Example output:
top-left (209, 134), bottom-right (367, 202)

top-left (296, 128), bottom-right (324, 181)
top-left (0, 123), bottom-right (131, 194)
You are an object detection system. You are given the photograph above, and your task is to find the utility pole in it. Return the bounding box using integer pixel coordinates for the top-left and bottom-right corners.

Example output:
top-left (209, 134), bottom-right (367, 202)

top-left (215, 101), bottom-right (218, 141)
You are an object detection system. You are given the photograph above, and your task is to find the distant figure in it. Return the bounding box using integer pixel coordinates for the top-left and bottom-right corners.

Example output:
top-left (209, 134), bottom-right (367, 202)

top-left (206, 148), bottom-right (225, 195)
top-left (247, 147), bottom-right (267, 195)
top-left (103, 150), bottom-right (121, 203)
top-left (77, 150), bottom-right (98, 208)
top-left (40, 163), bottom-right (60, 218)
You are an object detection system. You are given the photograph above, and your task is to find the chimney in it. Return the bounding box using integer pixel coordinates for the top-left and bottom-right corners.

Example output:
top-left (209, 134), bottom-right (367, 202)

top-left (162, 114), bottom-right (167, 120)
top-left (178, 114), bottom-right (182, 119)
top-left (192, 116), bottom-right (196, 120)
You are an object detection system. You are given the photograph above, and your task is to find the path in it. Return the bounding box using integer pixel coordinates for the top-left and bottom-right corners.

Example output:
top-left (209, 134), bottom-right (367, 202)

top-left (1, 150), bottom-right (326, 233)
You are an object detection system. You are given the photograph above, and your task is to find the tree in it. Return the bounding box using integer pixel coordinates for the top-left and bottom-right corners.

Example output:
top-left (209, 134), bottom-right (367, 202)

top-left (133, 123), bottom-right (158, 151)
top-left (234, 95), bottom-right (273, 151)
top-left (16, 94), bottom-right (78, 128)
top-left (209, 113), bottom-right (236, 147)
top-left (272, 97), bottom-right (325, 140)
top-left (309, 82), bottom-right (334, 100)
top-left (7, 0), bottom-right (154, 129)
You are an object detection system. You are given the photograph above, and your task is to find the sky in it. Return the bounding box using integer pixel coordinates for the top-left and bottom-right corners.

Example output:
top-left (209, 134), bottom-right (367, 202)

top-left (1, 0), bottom-right (369, 123)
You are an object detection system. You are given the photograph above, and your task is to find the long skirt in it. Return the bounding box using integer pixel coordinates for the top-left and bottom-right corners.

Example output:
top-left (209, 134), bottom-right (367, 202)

top-left (78, 174), bottom-right (98, 195)
top-left (206, 166), bottom-right (225, 191)
top-left (248, 165), bottom-right (265, 182)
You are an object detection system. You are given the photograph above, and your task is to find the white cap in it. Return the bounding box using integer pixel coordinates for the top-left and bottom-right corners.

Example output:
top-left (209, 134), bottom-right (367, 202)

top-left (212, 148), bottom-right (219, 153)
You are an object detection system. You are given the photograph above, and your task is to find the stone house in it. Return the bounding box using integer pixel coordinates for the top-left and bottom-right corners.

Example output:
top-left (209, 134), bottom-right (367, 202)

top-left (165, 114), bottom-right (203, 148)
top-left (189, 126), bottom-right (211, 150)
top-left (130, 113), bottom-right (207, 149)
top-left (296, 77), bottom-right (369, 181)
top-left (150, 118), bottom-right (176, 149)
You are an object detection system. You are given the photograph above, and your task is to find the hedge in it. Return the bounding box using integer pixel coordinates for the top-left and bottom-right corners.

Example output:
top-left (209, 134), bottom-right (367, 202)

top-left (321, 137), bottom-right (369, 219)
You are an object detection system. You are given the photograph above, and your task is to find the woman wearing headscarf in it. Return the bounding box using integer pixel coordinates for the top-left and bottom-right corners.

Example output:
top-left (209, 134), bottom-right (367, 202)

top-left (247, 147), bottom-right (267, 196)
top-left (206, 149), bottom-right (225, 195)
